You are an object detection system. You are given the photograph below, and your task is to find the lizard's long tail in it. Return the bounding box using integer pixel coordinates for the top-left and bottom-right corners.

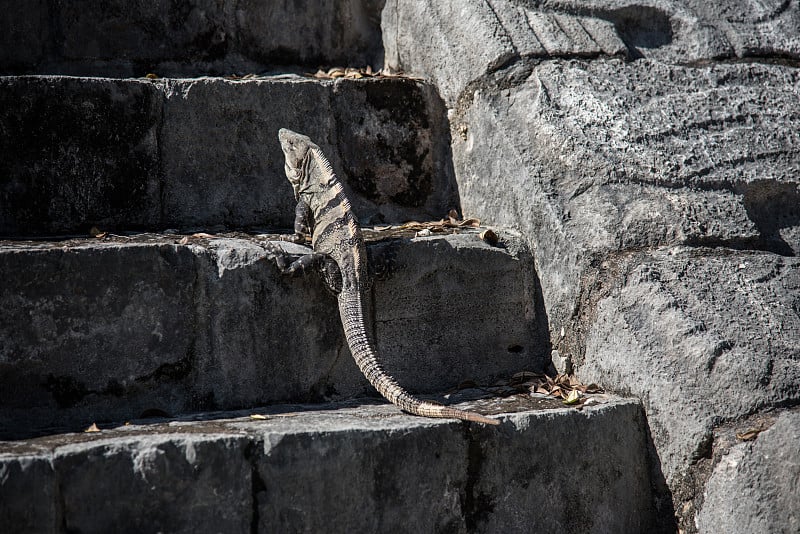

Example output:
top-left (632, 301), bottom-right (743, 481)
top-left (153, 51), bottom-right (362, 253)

top-left (337, 289), bottom-right (499, 426)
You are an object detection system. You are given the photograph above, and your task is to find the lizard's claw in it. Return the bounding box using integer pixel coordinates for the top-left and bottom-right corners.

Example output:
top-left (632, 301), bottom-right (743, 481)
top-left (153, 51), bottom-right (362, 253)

top-left (263, 242), bottom-right (291, 272)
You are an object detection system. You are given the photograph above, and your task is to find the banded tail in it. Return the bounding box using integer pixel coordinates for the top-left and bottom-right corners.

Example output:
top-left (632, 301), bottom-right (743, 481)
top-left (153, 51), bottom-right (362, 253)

top-left (338, 289), bottom-right (500, 426)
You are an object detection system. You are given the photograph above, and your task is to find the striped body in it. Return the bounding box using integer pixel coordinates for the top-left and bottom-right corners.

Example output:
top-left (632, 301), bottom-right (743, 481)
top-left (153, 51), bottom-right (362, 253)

top-left (278, 129), bottom-right (498, 426)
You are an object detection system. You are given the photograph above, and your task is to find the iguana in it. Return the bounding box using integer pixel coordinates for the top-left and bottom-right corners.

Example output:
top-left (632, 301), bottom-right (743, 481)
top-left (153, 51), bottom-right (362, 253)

top-left (270, 128), bottom-right (498, 425)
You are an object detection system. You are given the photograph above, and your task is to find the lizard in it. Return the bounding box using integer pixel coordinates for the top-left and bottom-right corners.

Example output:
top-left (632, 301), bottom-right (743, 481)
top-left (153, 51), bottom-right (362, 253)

top-left (269, 128), bottom-right (499, 426)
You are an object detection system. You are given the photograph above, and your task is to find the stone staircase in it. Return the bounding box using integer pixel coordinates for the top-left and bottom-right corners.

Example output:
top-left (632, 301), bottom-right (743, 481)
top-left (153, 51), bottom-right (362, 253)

top-left (1, 2), bottom-right (664, 533)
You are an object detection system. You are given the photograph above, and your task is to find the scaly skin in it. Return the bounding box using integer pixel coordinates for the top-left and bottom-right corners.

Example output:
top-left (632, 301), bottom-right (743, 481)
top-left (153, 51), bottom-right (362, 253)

top-left (277, 128), bottom-right (498, 426)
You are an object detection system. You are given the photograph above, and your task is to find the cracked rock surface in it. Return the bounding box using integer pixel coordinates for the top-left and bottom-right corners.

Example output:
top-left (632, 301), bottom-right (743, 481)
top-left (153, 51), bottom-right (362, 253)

top-left (0, 396), bottom-right (656, 534)
top-left (0, 232), bottom-right (546, 440)
top-left (384, 1), bottom-right (800, 531)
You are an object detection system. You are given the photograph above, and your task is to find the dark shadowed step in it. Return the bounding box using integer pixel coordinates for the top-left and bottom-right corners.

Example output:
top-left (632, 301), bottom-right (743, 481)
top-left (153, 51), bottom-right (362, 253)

top-left (0, 231), bottom-right (548, 439)
top-left (0, 74), bottom-right (457, 236)
top-left (0, 0), bottom-right (385, 77)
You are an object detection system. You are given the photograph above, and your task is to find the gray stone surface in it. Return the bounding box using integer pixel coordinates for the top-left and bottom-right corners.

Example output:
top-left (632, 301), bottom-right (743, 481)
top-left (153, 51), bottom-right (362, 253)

top-left (383, 0), bottom-right (800, 104)
top-left (696, 410), bottom-right (800, 534)
top-left (0, 396), bottom-right (659, 533)
top-left (0, 76), bottom-right (162, 235)
top-left (0, 242), bottom-right (198, 434)
top-left (474, 400), bottom-right (656, 532)
top-left (0, 450), bottom-right (56, 533)
top-left (577, 248), bottom-right (800, 484)
top-left (1, 0), bottom-right (385, 76)
top-left (0, 75), bottom-right (457, 236)
top-left (384, 2), bottom-right (800, 530)
top-left (0, 231), bottom-right (546, 438)
top-left (1, 432), bottom-right (251, 534)
top-left (452, 58), bottom-right (800, 345)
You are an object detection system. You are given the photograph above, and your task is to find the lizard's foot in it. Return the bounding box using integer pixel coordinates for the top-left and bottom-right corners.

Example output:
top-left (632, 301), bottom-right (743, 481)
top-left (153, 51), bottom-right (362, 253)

top-left (263, 241), bottom-right (293, 272)
top-left (263, 241), bottom-right (327, 276)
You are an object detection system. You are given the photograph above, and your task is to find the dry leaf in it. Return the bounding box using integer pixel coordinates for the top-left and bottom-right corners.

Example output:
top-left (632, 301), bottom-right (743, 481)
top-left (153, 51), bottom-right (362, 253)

top-left (145, 73), bottom-right (159, 79)
top-left (736, 428), bottom-right (764, 441)
top-left (563, 389), bottom-right (582, 405)
top-left (191, 232), bottom-right (214, 238)
top-left (179, 236), bottom-right (189, 245)
top-left (249, 414), bottom-right (267, 420)
top-left (480, 229), bottom-right (499, 246)
top-left (85, 423), bottom-right (100, 433)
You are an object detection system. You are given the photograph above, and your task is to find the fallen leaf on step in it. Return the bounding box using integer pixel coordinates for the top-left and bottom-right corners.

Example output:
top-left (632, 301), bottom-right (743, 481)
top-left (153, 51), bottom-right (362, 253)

top-left (179, 236), bottom-right (189, 245)
top-left (89, 226), bottom-right (107, 238)
top-left (563, 389), bottom-right (582, 405)
top-left (249, 414), bottom-right (267, 420)
top-left (736, 428), bottom-right (765, 441)
top-left (84, 423), bottom-right (100, 433)
top-left (191, 232), bottom-right (215, 238)
top-left (480, 229), bottom-right (499, 246)
top-left (145, 73), bottom-right (159, 79)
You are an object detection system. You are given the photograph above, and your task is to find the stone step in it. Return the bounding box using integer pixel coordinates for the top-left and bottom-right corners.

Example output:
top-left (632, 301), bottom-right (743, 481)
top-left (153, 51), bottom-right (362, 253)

top-left (0, 230), bottom-right (548, 440)
top-left (0, 74), bottom-right (456, 237)
top-left (0, 394), bottom-right (659, 533)
top-left (1, 0), bottom-right (384, 77)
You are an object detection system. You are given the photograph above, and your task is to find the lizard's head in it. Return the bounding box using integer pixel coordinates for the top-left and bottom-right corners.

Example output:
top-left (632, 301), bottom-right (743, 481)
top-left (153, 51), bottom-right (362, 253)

top-left (278, 128), bottom-right (317, 198)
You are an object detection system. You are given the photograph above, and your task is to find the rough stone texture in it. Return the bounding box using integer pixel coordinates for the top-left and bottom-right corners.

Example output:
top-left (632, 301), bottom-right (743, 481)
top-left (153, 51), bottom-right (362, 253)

top-left (474, 400), bottom-right (657, 532)
top-left (577, 248), bottom-right (800, 482)
top-left (0, 75), bottom-right (457, 236)
top-left (1, 432), bottom-right (251, 534)
top-left (383, 0), bottom-right (800, 105)
top-left (453, 58), bottom-right (800, 344)
top-left (0, 242), bottom-right (204, 436)
top-left (0, 450), bottom-right (56, 533)
top-left (0, 76), bottom-right (162, 236)
top-left (0, 232), bottom-right (546, 439)
top-left (696, 410), bottom-right (800, 534)
top-left (368, 233), bottom-right (547, 393)
top-left (0, 396), bottom-right (659, 533)
top-left (0, 0), bottom-right (385, 76)
top-left (384, 1), bottom-right (800, 530)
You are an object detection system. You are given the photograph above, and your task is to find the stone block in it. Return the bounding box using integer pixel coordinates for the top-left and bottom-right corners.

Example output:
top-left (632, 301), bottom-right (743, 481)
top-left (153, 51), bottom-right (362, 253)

top-left (0, 232), bottom-right (546, 438)
top-left (0, 396), bottom-right (661, 532)
top-left (0, 77), bottom-right (162, 235)
top-left (696, 411), bottom-right (800, 534)
top-left (578, 248), bottom-right (800, 482)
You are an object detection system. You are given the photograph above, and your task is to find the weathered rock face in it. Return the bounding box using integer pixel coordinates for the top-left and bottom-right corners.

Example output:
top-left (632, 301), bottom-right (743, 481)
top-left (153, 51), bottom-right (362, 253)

top-left (0, 75), bottom-right (456, 235)
top-left (579, 248), bottom-right (800, 482)
top-left (383, 0), bottom-right (800, 105)
top-left (383, 0), bottom-right (800, 531)
top-left (0, 397), bottom-right (658, 534)
top-left (696, 410), bottom-right (800, 534)
top-left (0, 232), bottom-right (545, 439)
top-left (0, 0), bottom-right (386, 76)
top-left (452, 58), bottom-right (800, 343)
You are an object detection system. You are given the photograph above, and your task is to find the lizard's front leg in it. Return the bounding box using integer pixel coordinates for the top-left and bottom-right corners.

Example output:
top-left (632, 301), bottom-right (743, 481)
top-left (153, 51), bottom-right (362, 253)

top-left (263, 242), bottom-right (327, 275)
top-left (282, 200), bottom-right (313, 244)
top-left (263, 241), bottom-right (342, 294)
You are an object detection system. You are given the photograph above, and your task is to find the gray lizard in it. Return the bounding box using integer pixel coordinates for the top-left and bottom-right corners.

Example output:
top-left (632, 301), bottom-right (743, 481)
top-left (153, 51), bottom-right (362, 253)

top-left (270, 128), bottom-right (498, 425)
